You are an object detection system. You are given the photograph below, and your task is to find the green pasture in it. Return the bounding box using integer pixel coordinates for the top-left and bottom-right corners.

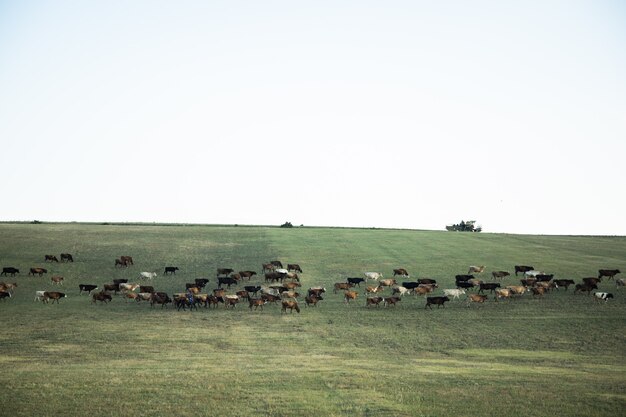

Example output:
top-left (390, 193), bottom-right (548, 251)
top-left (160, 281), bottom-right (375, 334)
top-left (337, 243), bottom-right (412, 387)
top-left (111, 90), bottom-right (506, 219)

top-left (0, 223), bottom-right (624, 416)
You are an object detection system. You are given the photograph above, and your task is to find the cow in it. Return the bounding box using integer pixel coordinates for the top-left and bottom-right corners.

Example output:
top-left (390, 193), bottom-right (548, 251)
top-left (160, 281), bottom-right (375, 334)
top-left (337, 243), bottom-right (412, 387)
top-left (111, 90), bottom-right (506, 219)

top-left (425, 296), bottom-right (450, 309)
top-left (535, 274), bottom-right (554, 282)
top-left (261, 293), bottom-right (281, 304)
top-left (365, 296), bottom-right (384, 307)
top-left (45, 255), bottom-right (59, 262)
top-left (35, 290), bottom-right (48, 302)
top-left (264, 272), bottom-right (284, 283)
top-left (491, 271), bottom-right (510, 280)
top-left (467, 294), bottom-right (488, 305)
top-left (270, 260), bottom-right (283, 269)
top-left (249, 298), bottom-right (267, 310)
top-left (195, 278), bottom-right (210, 287)
top-left (119, 283), bottom-right (140, 292)
top-left (223, 295), bottom-right (240, 309)
top-left (456, 281), bottom-right (475, 291)
top-left (383, 296), bottom-right (401, 307)
top-left (598, 269), bottom-right (620, 280)
top-left (150, 293), bottom-right (171, 308)
top-left (364, 272), bottom-right (383, 281)
top-left (1, 267), bottom-right (19, 276)
top-left (239, 271), bottom-right (257, 280)
top-left (0, 291), bottom-right (11, 301)
top-left (235, 290), bottom-right (250, 301)
top-left (103, 284), bottom-right (120, 294)
top-left (378, 279), bottom-right (397, 288)
top-left (217, 268), bottom-right (234, 277)
top-left (262, 263), bottom-right (275, 273)
top-left (494, 288), bottom-right (512, 301)
top-left (344, 290), bottom-right (358, 303)
top-left (304, 294), bottom-right (323, 307)
top-left (50, 276), bottom-right (64, 285)
top-left (616, 278), bottom-right (626, 288)
top-left (413, 285), bottom-right (435, 296)
top-left (391, 286), bottom-right (410, 297)
top-left (468, 265), bottom-right (486, 274)
top-left (417, 278), bottom-right (437, 286)
top-left (218, 277), bottom-right (238, 288)
top-left (120, 256), bottom-right (134, 266)
top-left (514, 265), bottom-right (535, 276)
top-left (365, 285), bottom-right (384, 294)
top-left (92, 292), bottom-right (112, 304)
top-left (29, 267), bottom-right (47, 276)
top-left (125, 292), bottom-right (140, 302)
top-left (506, 285), bottom-right (526, 296)
top-left (0, 282), bottom-right (17, 295)
top-left (402, 282), bottom-right (420, 291)
top-left (334, 282), bottom-right (354, 293)
top-left (307, 287), bottom-right (326, 298)
top-left (443, 288), bottom-right (465, 300)
top-left (164, 266), bottom-right (179, 275)
top-left (553, 279), bottom-right (575, 290)
top-left (594, 292), bottom-right (614, 302)
top-left (114, 258), bottom-right (126, 268)
top-left (113, 279), bottom-right (128, 285)
top-left (583, 277), bottom-right (602, 287)
top-left (393, 268), bottom-right (409, 277)
top-left (347, 277), bottom-right (365, 287)
top-left (137, 292), bottom-right (154, 302)
top-left (520, 278), bottom-right (537, 288)
top-left (60, 253), bottom-right (74, 262)
top-left (287, 264), bottom-right (303, 273)
top-left (44, 291), bottom-right (66, 304)
top-left (531, 287), bottom-right (546, 297)
top-left (524, 270), bottom-right (544, 278)
top-left (478, 283), bottom-right (501, 294)
top-left (244, 285), bottom-right (262, 296)
top-left (575, 283), bottom-right (597, 295)
top-left (139, 272), bottom-right (157, 280)
top-left (281, 299), bottom-right (300, 313)
top-left (455, 274), bottom-right (474, 282)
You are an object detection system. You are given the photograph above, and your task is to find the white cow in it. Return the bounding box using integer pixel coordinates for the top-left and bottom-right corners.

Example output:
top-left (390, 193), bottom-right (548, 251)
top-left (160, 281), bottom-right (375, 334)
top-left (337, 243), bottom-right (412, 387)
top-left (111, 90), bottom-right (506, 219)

top-left (364, 272), bottom-right (383, 281)
top-left (443, 288), bottom-right (466, 300)
top-left (34, 290), bottom-right (47, 302)
top-left (594, 292), bottom-right (614, 302)
top-left (391, 286), bottom-right (410, 297)
top-left (524, 270), bottom-right (544, 278)
top-left (139, 272), bottom-right (157, 280)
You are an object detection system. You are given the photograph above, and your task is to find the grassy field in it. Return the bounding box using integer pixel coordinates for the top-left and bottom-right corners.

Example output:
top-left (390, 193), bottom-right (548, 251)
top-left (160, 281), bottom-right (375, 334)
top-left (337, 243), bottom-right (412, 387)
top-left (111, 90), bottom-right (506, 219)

top-left (0, 223), bottom-right (624, 417)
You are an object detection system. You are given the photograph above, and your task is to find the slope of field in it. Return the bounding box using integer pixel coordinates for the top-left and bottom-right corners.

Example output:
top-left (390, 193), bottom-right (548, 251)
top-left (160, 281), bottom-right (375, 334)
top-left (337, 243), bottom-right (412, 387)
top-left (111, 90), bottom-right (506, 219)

top-left (0, 224), bottom-right (624, 417)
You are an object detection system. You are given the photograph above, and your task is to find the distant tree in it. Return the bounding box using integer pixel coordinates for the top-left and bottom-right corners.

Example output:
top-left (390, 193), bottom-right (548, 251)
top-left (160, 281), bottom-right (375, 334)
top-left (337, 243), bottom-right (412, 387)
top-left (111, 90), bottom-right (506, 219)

top-left (280, 221), bottom-right (294, 228)
top-left (446, 220), bottom-right (481, 232)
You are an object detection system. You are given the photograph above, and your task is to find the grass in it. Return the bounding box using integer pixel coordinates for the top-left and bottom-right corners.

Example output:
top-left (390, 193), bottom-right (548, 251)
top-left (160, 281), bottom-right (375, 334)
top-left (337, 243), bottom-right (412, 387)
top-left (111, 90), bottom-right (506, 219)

top-left (0, 223), bottom-right (625, 416)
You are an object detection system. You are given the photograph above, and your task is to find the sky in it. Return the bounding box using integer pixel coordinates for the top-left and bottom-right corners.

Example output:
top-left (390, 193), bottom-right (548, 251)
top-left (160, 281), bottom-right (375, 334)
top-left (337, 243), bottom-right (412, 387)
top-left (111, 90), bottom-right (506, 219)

top-left (1, 1), bottom-right (625, 235)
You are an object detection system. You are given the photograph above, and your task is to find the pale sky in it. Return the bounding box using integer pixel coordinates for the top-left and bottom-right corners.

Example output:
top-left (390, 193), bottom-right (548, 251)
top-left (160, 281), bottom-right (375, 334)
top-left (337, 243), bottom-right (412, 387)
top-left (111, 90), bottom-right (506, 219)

top-left (1, 1), bottom-right (625, 235)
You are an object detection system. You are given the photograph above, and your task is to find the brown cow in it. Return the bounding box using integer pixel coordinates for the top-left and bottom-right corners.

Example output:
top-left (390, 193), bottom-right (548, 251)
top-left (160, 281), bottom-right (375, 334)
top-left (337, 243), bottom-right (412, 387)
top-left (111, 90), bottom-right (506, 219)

top-left (531, 287), bottom-right (546, 297)
top-left (494, 288), bottom-right (512, 301)
top-left (44, 291), bottom-right (66, 304)
top-left (281, 299), bottom-right (300, 313)
top-left (492, 271), bottom-right (510, 279)
top-left (365, 285), bottom-right (384, 294)
top-left (378, 279), bottom-right (397, 288)
top-left (467, 294), bottom-right (488, 305)
top-left (344, 290), bottom-right (358, 303)
top-left (383, 296), bottom-right (401, 307)
top-left (239, 271), bottom-right (257, 280)
top-left (51, 276), bottom-right (64, 285)
top-left (120, 256), bottom-right (133, 266)
top-left (287, 264), bottom-right (303, 273)
top-left (598, 269), bottom-right (620, 280)
top-left (365, 296), bottom-right (384, 307)
top-left (468, 265), bottom-right (486, 274)
top-left (393, 268), bottom-right (409, 277)
top-left (29, 268), bottom-right (48, 276)
top-left (413, 285), bottom-right (435, 296)
top-left (92, 291), bottom-right (113, 303)
top-left (304, 294), bottom-right (323, 307)
top-left (249, 298), bottom-right (267, 310)
top-left (334, 282), bottom-right (354, 293)
top-left (425, 296), bottom-right (450, 309)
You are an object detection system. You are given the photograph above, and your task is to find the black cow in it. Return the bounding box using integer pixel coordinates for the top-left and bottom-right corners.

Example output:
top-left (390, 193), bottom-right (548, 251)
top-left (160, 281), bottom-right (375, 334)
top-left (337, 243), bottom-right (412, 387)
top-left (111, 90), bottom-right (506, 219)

top-left (575, 283), bottom-right (598, 295)
top-left (195, 278), bottom-right (210, 287)
top-left (402, 282), bottom-right (420, 290)
top-left (456, 281), bottom-right (475, 290)
top-left (79, 284), bottom-right (98, 294)
top-left (270, 260), bottom-right (283, 268)
top-left (455, 274), bottom-right (474, 282)
top-left (244, 285), bottom-right (261, 296)
top-left (425, 296), bottom-right (450, 309)
top-left (1, 267), bottom-right (19, 276)
top-left (347, 277), bottom-right (365, 287)
top-left (417, 278), bottom-right (437, 285)
top-left (479, 283), bottom-right (501, 294)
top-left (535, 274), bottom-right (554, 282)
top-left (598, 269), bottom-right (620, 280)
top-left (164, 266), bottom-right (179, 275)
top-left (0, 291), bottom-right (11, 301)
top-left (60, 253), bottom-right (74, 262)
top-left (217, 268), bottom-right (234, 277)
top-left (92, 292), bottom-right (112, 303)
top-left (218, 277), bottom-right (238, 288)
top-left (514, 265), bottom-right (534, 276)
top-left (287, 264), bottom-right (303, 273)
top-left (553, 279), bottom-right (575, 290)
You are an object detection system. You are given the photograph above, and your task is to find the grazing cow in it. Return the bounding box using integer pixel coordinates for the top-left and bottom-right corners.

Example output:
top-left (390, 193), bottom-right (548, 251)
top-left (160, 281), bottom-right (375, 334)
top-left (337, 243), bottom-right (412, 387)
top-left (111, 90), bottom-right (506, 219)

top-left (575, 283), bottom-right (597, 295)
top-left (413, 285), bottom-right (435, 296)
top-left (598, 269), bottom-right (620, 280)
top-left (125, 292), bottom-right (140, 302)
top-left (239, 271), bottom-right (257, 280)
top-left (60, 253), bottom-right (74, 262)
top-left (218, 277), bottom-right (238, 288)
top-left (120, 256), bottom-right (134, 266)
top-left (44, 291), bottom-right (66, 304)
top-left (50, 276), bottom-right (64, 285)
top-left (283, 281), bottom-right (301, 291)
top-left (553, 279), bottom-right (575, 290)
top-left (139, 272), bottom-right (157, 280)
top-left (455, 274), bottom-right (474, 282)
top-left (45, 255), bottom-right (59, 262)
top-left (217, 268), bottom-right (234, 277)
top-left (594, 292), bottom-right (614, 302)
top-left (334, 282), bottom-right (354, 293)
top-left (364, 272), bottom-right (383, 281)
top-left (365, 296), bottom-right (384, 307)
top-left (494, 288), bottom-right (512, 301)
top-left (347, 277), bottom-right (365, 287)
top-left (383, 296), bottom-right (401, 307)
top-left (344, 290), bottom-right (358, 303)
top-left (425, 296), bottom-right (450, 309)
top-left (164, 266), bottom-right (179, 275)
top-left (478, 283), bottom-right (501, 294)
top-left (467, 294), bottom-right (488, 305)
top-left (249, 298), bottom-right (267, 310)
top-left (304, 294), bottom-right (323, 307)
top-left (92, 292), bottom-right (112, 304)
top-left (393, 268), bottom-right (409, 277)
top-left (29, 267), bottom-right (47, 276)
top-left (468, 265), bottom-right (485, 274)
top-left (270, 260), bottom-right (283, 269)
top-left (616, 278), bottom-right (626, 288)
top-left (1, 267), bottom-right (19, 276)
top-left (535, 281), bottom-right (557, 291)
top-left (491, 271), bottom-right (510, 280)
top-left (281, 299), bottom-right (300, 313)
top-left (443, 288), bottom-right (465, 300)
top-left (287, 264), bottom-right (303, 273)
top-left (0, 291), bottom-right (11, 301)
top-left (262, 263), bottom-right (275, 273)
top-left (514, 265), bottom-right (535, 276)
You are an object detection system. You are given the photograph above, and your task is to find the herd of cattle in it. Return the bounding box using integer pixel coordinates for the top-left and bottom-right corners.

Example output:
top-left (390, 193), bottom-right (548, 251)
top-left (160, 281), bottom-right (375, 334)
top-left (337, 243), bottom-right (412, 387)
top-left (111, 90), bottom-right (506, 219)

top-left (0, 255), bottom-right (623, 312)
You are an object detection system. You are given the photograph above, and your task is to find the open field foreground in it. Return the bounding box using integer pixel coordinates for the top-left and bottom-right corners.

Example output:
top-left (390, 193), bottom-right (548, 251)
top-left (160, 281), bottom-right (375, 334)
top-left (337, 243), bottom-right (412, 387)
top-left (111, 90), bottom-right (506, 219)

top-left (0, 223), bottom-right (625, 417)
